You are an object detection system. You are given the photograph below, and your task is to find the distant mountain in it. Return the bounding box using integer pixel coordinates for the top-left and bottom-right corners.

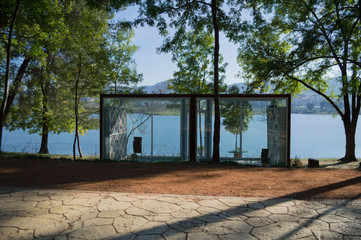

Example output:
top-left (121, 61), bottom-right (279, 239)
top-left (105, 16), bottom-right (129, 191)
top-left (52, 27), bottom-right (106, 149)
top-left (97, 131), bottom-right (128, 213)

top-left (141, 81), bottom-right (247, 94)
top-left (228, 82), bottom-right (247, 92)
top-left (139, 80), bottom-right (343, 114)
top-left (141, 81), bottom-right (171, 94)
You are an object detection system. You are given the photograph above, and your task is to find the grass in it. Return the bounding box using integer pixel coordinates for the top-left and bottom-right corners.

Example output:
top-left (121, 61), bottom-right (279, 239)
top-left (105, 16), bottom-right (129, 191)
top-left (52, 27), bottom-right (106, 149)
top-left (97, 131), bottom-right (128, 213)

top-left (0, 151), bottom-right (261, 167)
top-left (0, 152), bottom-right (101, 162)
top-left (2, 152), bottom-right (358, 169)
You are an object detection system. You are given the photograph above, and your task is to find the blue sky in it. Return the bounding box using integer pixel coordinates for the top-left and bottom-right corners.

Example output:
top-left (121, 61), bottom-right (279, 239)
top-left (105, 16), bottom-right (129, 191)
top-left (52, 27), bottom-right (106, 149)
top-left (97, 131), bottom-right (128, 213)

top-left (115, 6), bottom-right (242, 87)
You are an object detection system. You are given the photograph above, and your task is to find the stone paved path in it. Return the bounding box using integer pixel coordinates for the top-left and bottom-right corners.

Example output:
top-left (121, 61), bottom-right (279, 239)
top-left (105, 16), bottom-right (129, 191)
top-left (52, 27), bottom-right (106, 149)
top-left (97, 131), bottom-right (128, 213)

top-left (0, 187), bottom-right (360, 240)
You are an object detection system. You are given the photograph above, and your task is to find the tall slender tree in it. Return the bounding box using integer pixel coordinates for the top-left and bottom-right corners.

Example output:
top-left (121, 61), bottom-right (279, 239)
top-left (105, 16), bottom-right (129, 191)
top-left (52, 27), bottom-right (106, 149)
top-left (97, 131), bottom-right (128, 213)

top-left (135, 0), bottom-right (235, 161)
top-left (161, 30), bottom-right (227, 158)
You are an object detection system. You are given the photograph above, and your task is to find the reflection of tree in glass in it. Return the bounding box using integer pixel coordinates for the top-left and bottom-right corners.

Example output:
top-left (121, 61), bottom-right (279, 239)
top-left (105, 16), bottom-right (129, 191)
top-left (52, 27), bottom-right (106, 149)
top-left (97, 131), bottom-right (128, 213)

top-left (126, 102), bottom-right (151, 149)
top-left (163, 31), bottom-right (227, 157)
top-left (220, 86), bottom-right (253, 153)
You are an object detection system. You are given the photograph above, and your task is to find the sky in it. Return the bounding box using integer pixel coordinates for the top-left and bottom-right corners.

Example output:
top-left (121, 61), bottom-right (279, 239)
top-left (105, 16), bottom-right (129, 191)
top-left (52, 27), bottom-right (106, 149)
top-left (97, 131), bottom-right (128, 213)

top-left (115, 6), bottom-right (242, 87)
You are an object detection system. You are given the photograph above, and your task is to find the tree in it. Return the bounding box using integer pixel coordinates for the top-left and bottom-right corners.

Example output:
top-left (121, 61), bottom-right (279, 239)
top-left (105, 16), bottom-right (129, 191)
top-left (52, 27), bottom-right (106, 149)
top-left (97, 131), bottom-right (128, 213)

top-left (160, 30), bottom-right (227, 157)
top-left (6, 54), bottom-right (73, 154)
top-left (0, 0), bottom-right (67, 151)
top-left (4, 1), bottom-right (142, 156)
top-left (135, 0), bottom-right (237, 161)
top-left (60, 2), bottom-right (114, 160)
top-left (220, 85), bottom-right (252, 154)
top-left (238, 0), bottom-right (361, 162)
top-left (106, 28), bottom-right (143, 94)
top-left (59, 1), bottom-right (143, 160)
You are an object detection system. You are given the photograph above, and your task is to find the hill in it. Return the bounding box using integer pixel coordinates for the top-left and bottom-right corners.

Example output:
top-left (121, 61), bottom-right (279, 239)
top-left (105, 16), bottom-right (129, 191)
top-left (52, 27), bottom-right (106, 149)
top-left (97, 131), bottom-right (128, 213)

top-left (140, 81), bottom-right (339, 114)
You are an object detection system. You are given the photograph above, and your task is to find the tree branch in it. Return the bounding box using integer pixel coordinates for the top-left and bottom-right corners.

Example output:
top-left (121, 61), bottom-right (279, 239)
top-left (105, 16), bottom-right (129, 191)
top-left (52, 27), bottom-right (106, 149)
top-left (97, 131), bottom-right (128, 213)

top-left (126, 113), bottom-right (151, 145)
top-left (304, 1), bottom-right (344, 71)
top-left (286, 74), bottom-right (344, 117)
top-left (291, 55), bottom-right (360, 68)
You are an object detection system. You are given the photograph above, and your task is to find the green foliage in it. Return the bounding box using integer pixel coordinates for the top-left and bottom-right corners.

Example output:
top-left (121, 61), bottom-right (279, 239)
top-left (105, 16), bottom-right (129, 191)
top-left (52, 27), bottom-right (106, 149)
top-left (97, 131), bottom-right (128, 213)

top-left (238, 0), bottom-right (361, 99)
top-left (106, 27), bottom-right (143, 94)
top-left (3, 0), bottom-right (143, 154)
top-left (162, 30), bottom-right (227, 94)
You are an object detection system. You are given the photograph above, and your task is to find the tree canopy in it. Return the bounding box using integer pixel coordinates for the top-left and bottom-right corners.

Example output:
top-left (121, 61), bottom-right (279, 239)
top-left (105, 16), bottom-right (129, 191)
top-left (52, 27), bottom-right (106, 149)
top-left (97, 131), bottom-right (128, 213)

top-left (237, 0), bottom-right (361, 161)
top-left (1, 0), bottom-right (142, 155)
top-left (162, 30), bottom-right (227, 94)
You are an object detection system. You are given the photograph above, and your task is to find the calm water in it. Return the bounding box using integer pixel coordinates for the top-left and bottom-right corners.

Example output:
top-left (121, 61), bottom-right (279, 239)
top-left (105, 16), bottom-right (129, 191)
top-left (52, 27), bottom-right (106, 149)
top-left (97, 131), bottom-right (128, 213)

top-left (3, 114), bottom-right (361, 159)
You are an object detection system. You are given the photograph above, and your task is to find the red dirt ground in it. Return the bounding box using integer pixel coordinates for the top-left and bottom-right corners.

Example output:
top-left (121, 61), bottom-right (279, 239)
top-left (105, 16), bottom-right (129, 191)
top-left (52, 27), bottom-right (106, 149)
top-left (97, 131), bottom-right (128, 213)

top-left (0, 157), bottom-right (360, 200)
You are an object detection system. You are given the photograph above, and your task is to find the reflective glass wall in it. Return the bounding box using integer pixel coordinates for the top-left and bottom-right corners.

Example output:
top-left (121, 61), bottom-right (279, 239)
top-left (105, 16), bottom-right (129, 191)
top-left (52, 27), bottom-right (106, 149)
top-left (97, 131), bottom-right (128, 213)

top-left (101, 97), bottom-right (189, 161)
top-left (195, 97), bottom-right (288, 166)
top-left (101, 94), bottom-right (290, 166)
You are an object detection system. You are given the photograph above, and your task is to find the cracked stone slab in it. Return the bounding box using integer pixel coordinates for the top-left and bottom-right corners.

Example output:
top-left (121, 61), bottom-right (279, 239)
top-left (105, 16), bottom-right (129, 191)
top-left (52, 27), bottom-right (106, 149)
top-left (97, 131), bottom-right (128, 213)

top-left (97, 198), bottom-right (132, 212)
top-left (313, 230), bottom-right (343, 240)
top-left (246, 217), bottom-right (274, 227)
top-left (265, 205), bottom-right (288, 214)
top-left (197, 199), bottom-right (230, 210)
top-left (296, 201), bottom-right (327, 210)
top-left (298, 219), bottom-right (329, 231)
top-left (336, 210), bottom-right (361, 220)
top-left (132, 200), bottom-right (182, 214)
top-left (288, 206), bottom-right (319, 218)
top-left (187, 232), bottom-right (219, 240)
top-left (218, 198), bottom-right (247, 207)
top-left (162, 228), bottom-right (186, 240)
top-left (68, 225), bottom-right (117, 239)
top-left (251, 222), bottom-right (314, 240)
top-left (126, 207), bottom-right (154, 216)
top-left (330, 221), bottom-right (361, 236)
top-left (83, 217), bottom-right (114, 227)
top-left (137, 222), bottom-right (169, 235)
top-left (169, 218), bottom-right (206, 233)
top-left (0, 201), bottom-right (38, 212)
top-left (0, 226), bottom-right (33, 239)
top-left (98, 210), bottom-right (125, 218)
top-left (219, 233), bottom-right (257, 240)
top-left (171, 209), bottom-right (201, 218)
top-left (113, 215), bottom-right (148, 233)
top-left (203, 220), bottom-right (252, 235)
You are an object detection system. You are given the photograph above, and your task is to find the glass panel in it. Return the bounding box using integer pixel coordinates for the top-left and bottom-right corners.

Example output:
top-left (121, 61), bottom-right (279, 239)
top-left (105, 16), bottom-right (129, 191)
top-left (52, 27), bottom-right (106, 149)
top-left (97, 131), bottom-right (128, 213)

top-left (196, 99), bottom-right (213, 161)
top-left (102, 97), bottom-right (189, 161)
top-left (220, 99), bottom-right (267, 161)
top-left (194, 97), bottom-right (288, 166)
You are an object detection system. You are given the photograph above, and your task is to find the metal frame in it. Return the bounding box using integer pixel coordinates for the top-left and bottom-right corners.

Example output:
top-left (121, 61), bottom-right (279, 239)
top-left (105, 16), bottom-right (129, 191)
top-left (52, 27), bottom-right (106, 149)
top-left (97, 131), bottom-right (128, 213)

top-left (100, 94), bottom-right (291, 167)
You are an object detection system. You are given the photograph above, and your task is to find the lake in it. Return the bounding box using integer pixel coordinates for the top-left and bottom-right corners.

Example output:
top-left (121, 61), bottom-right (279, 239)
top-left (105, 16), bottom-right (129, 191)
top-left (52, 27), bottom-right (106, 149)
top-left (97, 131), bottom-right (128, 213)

top-left (3, 114), bottom-right (361, 159)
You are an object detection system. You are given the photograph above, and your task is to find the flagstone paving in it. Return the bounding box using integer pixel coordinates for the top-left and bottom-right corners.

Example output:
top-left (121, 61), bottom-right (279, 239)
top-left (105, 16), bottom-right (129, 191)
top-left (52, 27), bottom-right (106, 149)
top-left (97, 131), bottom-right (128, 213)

top-left (0, 187), bottom-right (360, 239)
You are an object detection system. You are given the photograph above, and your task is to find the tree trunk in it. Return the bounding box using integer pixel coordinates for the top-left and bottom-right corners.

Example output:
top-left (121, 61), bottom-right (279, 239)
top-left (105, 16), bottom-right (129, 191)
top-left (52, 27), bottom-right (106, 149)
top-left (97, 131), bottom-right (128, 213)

top-left (235, 133), bottom-right (238, 152)
top-left (73, 54), bottom-right (83, 160)
top-left (340, 119), bottom-right (358, 162)
top-left (211, 0), bottom-right (220, 162)
top-left (4, 58), bottom-right (30, 121)
top-left (39, 67), bottom-right (50, 154)
top-left (0, 0), bottom-right (21, 152)
top-left (39, 123), bottom-right (49, 154)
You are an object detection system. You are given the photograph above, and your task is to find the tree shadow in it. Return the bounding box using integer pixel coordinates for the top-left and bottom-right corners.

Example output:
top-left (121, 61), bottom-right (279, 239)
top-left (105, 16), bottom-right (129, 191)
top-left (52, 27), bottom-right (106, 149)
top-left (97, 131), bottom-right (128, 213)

top-left (0, 175), bottom-right (360, 239)
top-left (108, 177), bottom-right (361, 239)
